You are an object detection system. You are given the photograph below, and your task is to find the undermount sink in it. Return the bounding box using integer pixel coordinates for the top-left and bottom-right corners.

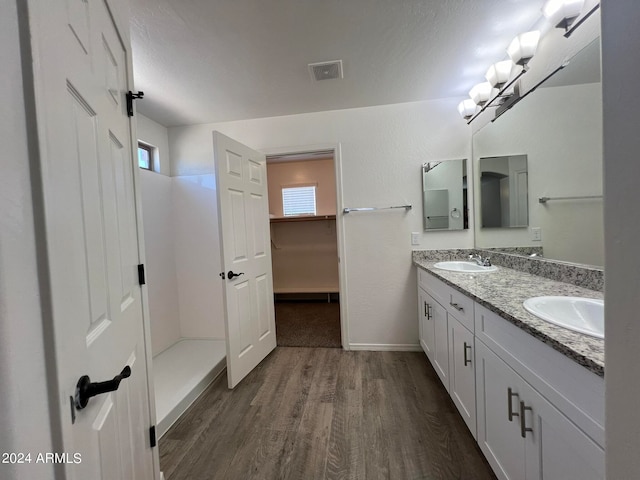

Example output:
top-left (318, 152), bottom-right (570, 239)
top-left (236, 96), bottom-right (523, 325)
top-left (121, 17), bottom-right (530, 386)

top-left (433, 261), bottom-right (498, 273)
top-left (523, 296), bottom-right (604, 339)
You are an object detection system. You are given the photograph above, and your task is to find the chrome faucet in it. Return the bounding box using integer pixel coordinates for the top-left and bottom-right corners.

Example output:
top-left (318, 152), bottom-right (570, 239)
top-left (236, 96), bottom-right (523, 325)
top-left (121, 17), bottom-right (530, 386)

top-left (469, 254), bottom-right (492, 267)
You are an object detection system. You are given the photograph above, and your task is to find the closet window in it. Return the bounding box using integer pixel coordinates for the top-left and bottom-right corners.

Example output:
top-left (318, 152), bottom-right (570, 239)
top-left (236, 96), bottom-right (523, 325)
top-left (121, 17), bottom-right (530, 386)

top-left (138, 143), bottom-right (153, 170)
top-left (282, 185), bottom-right (317, 216)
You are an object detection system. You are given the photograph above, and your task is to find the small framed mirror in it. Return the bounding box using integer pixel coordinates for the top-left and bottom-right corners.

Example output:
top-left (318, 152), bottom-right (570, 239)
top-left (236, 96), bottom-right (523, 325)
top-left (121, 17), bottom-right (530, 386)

top-left (479, 155), bottom-right (528, 228)
top-left (422, 159), bottom-right (468, 231)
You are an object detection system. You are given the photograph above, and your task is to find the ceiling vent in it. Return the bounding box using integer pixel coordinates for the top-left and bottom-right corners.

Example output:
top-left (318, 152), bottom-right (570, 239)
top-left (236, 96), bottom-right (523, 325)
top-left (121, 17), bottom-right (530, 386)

top-left (308, 60), bottom-right (343, 81)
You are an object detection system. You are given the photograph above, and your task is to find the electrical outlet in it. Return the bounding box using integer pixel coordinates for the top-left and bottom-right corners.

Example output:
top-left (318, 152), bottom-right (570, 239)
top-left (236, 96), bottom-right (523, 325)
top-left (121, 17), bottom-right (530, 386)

top-left (411, 232), bottom-right (420, 246)
top-left (531, 227), bottom-right (542, 241)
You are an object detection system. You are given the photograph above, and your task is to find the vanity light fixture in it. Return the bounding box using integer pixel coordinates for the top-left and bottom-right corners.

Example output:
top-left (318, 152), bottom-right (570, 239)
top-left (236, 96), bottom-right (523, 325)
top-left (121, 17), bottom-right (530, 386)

top-left (542, 0), bottom-right (585, 29)
top-left (485, 60), bottom-right (514, 88)
top-left (457, 99), bottom-right (478, 120)
top-left (469, 82), bottom-right (495, 107)
top-left (507, 31), bottom-right (541, 66)
top-left (458, 0), bottom-right (597, 122)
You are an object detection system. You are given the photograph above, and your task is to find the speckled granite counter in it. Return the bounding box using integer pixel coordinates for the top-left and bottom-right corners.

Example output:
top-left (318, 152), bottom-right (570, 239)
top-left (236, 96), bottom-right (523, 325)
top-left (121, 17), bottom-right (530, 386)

top-left (413, 256), bottom-right (605, 377)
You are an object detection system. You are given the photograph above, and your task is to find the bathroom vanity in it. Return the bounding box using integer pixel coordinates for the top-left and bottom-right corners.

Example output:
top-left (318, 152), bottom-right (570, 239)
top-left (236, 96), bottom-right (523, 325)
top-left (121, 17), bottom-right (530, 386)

top-left (413, 252), bottom-right (604, 480)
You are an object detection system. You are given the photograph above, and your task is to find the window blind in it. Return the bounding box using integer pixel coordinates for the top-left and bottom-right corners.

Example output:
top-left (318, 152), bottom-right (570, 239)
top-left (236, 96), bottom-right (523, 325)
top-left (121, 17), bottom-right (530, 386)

top-left (282, 186), bottom-right (317, 216)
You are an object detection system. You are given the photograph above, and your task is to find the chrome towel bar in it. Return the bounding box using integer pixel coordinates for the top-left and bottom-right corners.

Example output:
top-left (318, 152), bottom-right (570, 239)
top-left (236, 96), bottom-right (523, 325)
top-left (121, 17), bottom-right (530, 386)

top-left (538, 195), bottom-right (602, 204)
top-left (343, 205), bottom-right (412, 214)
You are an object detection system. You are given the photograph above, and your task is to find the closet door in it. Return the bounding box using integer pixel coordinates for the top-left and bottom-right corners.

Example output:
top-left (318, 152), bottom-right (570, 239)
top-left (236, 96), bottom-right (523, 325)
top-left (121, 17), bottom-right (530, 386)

top-left (214, 131), bottom-right (277, 388)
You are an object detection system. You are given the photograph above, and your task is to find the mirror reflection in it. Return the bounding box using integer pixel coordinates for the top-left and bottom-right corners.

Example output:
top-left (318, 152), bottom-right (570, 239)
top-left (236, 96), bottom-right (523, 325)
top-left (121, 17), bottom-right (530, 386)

top-left (422, 159), bottom-right (468, 231)
top-left (480, 155), bottom-right (528, 228)
top-left (473, 38), bottom-right (602, 267)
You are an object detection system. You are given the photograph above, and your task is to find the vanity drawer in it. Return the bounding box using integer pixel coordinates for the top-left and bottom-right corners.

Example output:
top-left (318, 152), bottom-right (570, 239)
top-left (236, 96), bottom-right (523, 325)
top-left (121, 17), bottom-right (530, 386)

top-left (417, 268), bottom-right (449, 307)
top-left (418, 267), bottom-right (475, 331)
top-left (418, 267), bottom-right (436, 291)
top-left (446, 288), bottom-right (474, 332)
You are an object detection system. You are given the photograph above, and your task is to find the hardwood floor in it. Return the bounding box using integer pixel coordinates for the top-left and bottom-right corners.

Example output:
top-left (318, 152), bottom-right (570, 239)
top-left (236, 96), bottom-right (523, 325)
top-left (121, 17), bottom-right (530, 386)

top-left (159, 347), bottom-right (496, 480)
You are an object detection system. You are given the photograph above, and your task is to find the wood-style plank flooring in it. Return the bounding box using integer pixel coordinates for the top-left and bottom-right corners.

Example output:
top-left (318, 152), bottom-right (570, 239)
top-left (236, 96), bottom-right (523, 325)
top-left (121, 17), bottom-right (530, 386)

top-left (159, 347), bottom-right (496, 480)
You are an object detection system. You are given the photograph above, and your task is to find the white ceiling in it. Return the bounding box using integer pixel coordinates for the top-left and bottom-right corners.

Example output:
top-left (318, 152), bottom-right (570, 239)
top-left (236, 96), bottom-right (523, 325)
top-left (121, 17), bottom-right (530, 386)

top-left (130, 0), bottom-right (547, 127)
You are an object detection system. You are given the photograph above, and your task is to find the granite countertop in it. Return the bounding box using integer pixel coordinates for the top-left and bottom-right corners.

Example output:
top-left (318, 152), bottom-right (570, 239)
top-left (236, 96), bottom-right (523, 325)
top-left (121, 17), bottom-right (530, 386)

top-left (413, 258), bottom-right (605, 377)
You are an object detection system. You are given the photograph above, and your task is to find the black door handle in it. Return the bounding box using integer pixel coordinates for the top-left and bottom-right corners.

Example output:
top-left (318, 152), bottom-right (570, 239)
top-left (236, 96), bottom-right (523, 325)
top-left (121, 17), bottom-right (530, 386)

top-left (75, 365), bottom-right (131, 410)
top-left (227, 270), bottom-right (245, 280)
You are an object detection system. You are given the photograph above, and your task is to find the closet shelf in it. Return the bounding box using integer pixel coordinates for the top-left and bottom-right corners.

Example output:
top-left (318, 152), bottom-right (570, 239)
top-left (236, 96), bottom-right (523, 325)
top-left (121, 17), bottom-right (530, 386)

top-left (270, 214), bottom-right (336, 223)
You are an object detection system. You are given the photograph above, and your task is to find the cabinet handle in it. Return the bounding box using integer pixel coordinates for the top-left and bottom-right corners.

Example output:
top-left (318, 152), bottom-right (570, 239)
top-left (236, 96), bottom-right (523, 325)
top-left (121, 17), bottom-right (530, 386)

top-left (507, 388), bottom-right (519, 421)
top-left (520, 401), bottom-right (533, 438)
top-left (424, 302), bottom-right (432, 319)
top-left (463, 342), bottom-right (472, 366)
top-left (450, 302), bottom-right (464, 312)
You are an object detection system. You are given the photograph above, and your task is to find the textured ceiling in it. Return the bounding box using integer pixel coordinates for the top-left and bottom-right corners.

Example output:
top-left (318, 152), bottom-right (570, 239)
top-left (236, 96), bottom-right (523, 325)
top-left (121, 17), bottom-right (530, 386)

top-left (130, 0), bottom-right (547, 127)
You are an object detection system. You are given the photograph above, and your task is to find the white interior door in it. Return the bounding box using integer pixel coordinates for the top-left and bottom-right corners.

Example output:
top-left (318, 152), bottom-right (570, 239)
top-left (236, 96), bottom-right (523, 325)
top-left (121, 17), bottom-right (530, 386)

top-left (29, 0), bottom-right (156, 478)
top-left (214, 131), bottom-right (277, 388)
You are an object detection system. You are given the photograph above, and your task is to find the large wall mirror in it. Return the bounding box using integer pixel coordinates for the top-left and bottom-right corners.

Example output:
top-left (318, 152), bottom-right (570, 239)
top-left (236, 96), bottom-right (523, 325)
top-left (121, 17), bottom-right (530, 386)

top-left (422, 159), bottom-right (468, 231)
top-left (473, 38), bottom-right (603, 267)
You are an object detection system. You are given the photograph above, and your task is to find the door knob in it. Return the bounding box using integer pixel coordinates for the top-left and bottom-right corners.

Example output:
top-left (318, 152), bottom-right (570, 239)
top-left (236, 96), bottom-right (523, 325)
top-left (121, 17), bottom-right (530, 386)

top-left (75, 365), bottom-right (131, 410)
top-left (227, 270), bottom-right (245, 280)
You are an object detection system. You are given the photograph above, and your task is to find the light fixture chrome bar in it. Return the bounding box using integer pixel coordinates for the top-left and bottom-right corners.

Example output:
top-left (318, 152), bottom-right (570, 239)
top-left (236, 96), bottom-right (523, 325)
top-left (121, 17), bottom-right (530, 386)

top-left (538, 195), bottom-right (603, 204)
top-left (492, 63), bottom-right (567, 123)
top-left (343, 205), bottom-right (412, 214)
top-left (564, 4), bottom-right (601, 38)
top-left (467, 66), bottom-right (529, 125)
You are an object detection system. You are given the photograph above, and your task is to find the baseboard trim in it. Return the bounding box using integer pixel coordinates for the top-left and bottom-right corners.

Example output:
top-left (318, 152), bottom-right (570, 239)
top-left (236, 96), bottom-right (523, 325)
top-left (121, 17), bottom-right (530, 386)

top-left (349, 343), bottom-right (422, 352)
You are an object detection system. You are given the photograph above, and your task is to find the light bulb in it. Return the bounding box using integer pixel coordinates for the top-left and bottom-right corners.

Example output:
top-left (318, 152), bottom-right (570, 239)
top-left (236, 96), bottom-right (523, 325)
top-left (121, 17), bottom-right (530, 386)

top-left (469, 82), bottom-right (495, 107)
top-left (543, 0), bottom-right (585, 29)
top-left (485, 60), bottom-right (514, 88)
top-left (507, 31), bottom-right (541, 66)
top-left (457, 99), bottom-right (477, 119)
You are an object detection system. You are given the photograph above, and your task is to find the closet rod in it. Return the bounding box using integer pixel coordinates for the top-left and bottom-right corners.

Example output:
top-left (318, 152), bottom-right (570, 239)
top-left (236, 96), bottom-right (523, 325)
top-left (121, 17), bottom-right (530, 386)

top-left (343, 205), bottom-right (412, 214)
top-left (538, 195), bottom-right (602, 204)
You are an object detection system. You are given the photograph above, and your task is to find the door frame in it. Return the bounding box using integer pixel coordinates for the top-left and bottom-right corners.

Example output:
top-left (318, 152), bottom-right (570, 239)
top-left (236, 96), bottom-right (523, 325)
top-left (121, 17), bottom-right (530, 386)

top-left (130, 103), bottom-right (161, 478)
top-left (263, 143), bottom-right (349, 350)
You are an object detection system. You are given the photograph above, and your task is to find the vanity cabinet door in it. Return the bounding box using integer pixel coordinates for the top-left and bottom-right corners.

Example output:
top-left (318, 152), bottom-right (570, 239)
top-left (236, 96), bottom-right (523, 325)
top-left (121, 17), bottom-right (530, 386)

top-left (431, 295), bottom-right (450, 391)
top-left (476, 339), bottom-right (605, 480)
top-left (476, 340), bottom-right (526, 480)
top-left (417, 283), bottom-right (449, 390)
top-left (418, 287), bottom-right (435, 361)
top-left (448, 315), bottom-right (476, 438)
top-left (523, 384), bottom-right (605, 480)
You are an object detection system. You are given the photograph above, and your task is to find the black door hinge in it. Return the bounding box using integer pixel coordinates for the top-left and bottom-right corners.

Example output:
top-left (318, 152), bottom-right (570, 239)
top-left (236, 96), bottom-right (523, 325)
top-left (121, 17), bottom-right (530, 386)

top-left (138, 264), bottom-right (146, 285)
top-left (149, 425), bottom-right (157, 448)
top-left (126, 91), bottom-right (144, 117)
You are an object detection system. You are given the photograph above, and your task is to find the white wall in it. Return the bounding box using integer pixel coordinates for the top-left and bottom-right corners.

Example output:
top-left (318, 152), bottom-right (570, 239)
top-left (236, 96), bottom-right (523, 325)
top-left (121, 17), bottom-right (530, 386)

top-left (474, 82), bottom-right (603, 266)
top-left (138, 115), bottom-right (224, 349)
top-left (173, 175), bottom-right (225, 339)
top-left (602, 1), bottom-right (640, 478)
top-left (139, 170), bottom-right (181, 354)
top-left (0, 1), bottom-right (55, 478)
top-left (169, 98), bottom-right (471, 347)
top-left (137, 114), bottom-right (182, 354)
top-left (137, 114), bottom-right (171, 176)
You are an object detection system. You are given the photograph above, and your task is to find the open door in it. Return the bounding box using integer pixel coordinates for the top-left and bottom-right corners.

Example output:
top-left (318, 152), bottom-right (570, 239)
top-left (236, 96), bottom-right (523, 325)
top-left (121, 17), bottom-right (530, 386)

top-left (214, 132), bottom-right (277, 388)
top-left (27, 0), bottom-right (157, 478)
